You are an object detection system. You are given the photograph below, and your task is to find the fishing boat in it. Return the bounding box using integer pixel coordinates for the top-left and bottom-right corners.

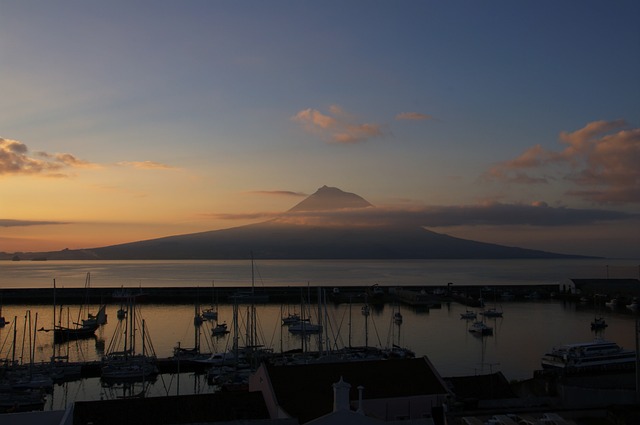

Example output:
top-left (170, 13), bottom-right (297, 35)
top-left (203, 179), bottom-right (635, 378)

top-left (541, 338), bottom-right (636, 372)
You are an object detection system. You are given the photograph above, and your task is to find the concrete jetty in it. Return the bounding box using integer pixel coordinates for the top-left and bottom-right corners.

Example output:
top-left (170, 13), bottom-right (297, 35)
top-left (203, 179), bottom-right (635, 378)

top-left (0, 284), bottom-right (560, 305)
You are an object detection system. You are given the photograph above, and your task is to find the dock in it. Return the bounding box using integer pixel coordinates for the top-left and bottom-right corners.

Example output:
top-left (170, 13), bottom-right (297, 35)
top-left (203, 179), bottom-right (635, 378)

top-left (0, 284), bottom-right (561, 305)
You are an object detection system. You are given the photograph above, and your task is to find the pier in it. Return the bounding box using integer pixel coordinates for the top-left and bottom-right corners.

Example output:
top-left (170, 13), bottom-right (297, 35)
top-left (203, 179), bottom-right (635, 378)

top-left (0, 284), bottom-right (561, 305)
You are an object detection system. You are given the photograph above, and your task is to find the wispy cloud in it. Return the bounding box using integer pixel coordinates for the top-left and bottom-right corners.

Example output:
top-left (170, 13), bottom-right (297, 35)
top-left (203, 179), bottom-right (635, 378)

top-left (395, 112), bottom-right (434, 121)
top-left (248, 190), bottom-right (308, 197)
top-left (200, 211), bottom-right (282, 221)
top-left (0, 138), bottom-right (96, 176)
top-left (0, 219), bottom-right (67, 227)
top-left (116, 161), bottom-right (176, 170)
top-left (202, 203), bottom-right (635, 228)
top-left (291, 105), bottom-right (384, 144)
top-left (485, 120), bottom-right (640, 204)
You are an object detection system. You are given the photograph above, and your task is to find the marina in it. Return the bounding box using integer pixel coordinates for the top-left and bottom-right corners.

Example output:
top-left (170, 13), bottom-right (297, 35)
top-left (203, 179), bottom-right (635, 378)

top-left (1, 258), bottom-right (639, 416)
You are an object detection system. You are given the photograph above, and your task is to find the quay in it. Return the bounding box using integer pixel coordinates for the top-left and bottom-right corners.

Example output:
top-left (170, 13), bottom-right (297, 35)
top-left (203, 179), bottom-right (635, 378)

top-left (0, 283), bottom-right (562, 305)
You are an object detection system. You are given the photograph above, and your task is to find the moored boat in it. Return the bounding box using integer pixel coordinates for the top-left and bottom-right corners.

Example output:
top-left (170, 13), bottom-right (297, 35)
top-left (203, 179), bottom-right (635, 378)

top-left (480, 307), bottom-right (503, 318)
top-left (460, 310), bottom-right (477, 320)
top-left (468, 320), bottom-right (493, 336)
top-left (541, 338), bottom-right (636, 372)
top-left (288, 321), bottom-right (322, 334)
top-left (211, 322), bottom-right (229, 336)
top-left (590, 316), bottom-right (608, 331)
top-left (101, 299), bottom-right (158, 383)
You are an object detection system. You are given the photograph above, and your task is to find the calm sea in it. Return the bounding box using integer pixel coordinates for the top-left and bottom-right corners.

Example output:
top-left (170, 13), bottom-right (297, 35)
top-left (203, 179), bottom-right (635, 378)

top-left (1, 258), bottom-right (638, 289)
top-left (0, 258), bottom-right (639, 410)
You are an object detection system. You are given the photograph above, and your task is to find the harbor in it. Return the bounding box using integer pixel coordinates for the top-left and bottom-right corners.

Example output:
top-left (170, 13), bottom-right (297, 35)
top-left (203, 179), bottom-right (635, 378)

top-left (2, 259), bottom-right (640, 423)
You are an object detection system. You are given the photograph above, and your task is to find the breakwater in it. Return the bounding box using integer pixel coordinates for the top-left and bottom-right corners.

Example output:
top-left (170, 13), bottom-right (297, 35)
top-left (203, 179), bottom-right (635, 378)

top-left (0, 284), bottom-right (560, 304)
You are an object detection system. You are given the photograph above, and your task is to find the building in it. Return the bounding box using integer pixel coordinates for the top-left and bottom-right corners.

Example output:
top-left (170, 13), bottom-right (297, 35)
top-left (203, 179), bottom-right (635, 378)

top-left (249, 357), bottom-right (451, 423)
top-left (559, 278), bottom-right (640, 299)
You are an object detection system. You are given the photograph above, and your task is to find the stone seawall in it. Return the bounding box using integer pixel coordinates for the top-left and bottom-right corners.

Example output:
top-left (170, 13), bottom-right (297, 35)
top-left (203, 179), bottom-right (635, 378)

top-left (0, 284), bottom-right (560, 305)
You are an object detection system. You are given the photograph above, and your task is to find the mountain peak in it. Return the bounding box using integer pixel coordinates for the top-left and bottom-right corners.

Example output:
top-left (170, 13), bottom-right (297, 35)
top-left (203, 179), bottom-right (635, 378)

top-left (288, 186), bottom-right (373, 212)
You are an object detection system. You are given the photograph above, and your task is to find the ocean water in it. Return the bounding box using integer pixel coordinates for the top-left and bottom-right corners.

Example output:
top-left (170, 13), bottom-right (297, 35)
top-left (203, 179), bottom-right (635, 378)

top-left (0, 258), bottom-right (639, 410)
top-left (1, 258), bottom-right (638, 289)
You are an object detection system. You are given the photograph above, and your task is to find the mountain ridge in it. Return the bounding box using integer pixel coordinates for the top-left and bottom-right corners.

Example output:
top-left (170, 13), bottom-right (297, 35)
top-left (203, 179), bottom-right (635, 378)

top-left (2, 186), bottom-right (596, 260)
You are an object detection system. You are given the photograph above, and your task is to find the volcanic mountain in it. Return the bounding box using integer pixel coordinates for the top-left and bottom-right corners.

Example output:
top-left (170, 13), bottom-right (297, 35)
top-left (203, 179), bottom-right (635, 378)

top-left (8, 186), bottom-right (588, 260)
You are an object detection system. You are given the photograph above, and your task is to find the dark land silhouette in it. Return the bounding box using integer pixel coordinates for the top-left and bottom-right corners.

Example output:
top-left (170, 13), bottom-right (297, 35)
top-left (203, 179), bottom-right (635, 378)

top-left (3, 186), bottom-right (594, 260)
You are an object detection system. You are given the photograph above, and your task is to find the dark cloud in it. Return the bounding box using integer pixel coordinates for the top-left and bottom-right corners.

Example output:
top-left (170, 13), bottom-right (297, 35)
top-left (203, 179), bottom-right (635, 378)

top-left (0, 138), bottom-right (95, 176)
top-left (204, 203), bottom-right (636, 228)
top-left (249, 190), bottom-right (308, 197)
top-left (0, 219), bottom-right (67, 227)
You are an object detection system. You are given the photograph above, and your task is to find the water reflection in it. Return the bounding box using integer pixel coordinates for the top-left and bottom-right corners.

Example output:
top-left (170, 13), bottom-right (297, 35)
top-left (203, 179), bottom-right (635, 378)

top-left (1, 296), bottom-right (638, 410)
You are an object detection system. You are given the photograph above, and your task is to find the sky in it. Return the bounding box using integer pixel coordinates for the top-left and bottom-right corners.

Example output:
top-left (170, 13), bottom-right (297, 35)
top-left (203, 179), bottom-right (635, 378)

top-left (1, 1), bottom-right (639, 259)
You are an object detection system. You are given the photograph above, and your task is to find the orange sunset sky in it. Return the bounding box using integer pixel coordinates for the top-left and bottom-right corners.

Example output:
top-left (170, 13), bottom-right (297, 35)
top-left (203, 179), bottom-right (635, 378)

top-left (1, 2), bottom-right (639, 258)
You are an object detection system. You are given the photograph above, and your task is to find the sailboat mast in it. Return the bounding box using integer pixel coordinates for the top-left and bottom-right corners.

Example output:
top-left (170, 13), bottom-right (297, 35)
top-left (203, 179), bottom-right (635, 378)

top-left (53, 279), bottom-right (56, 331)
top-left (317, 286), bottom-right (323, 355)
top-left (32, 312), bottom-right (38, 370)
top-left (12, 316), bottom-right (17, 364)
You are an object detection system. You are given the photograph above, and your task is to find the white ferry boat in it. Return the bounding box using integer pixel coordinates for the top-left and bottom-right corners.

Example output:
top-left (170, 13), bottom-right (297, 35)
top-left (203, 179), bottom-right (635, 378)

top-left (541, 338), bottom-right (636, 372)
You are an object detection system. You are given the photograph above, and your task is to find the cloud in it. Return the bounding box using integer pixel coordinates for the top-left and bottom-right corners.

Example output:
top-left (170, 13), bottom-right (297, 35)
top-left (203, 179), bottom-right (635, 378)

top-left (0, 138), bottom-right (96, 177)
top-left (291, 105), bottom-right (383, 144)
top-left (203, 203), bottom-right (635, 228)
top-left (485, 120), bottom-right (640, 204)
top-left (395, 112), bottom-right (434, 121)
top-left (0, 219), bottom-right (67, 227)
top-left (116, 161), bottom-right (176, 170)
top-left (200, 211), bottom-right (282, 221)
top-left (249, 190), bottom-right (308, 197)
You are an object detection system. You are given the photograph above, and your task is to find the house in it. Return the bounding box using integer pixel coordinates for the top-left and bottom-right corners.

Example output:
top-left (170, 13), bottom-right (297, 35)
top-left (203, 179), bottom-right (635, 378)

top-left (560, 278), bottom-right (640, 299)
top-left (249, 357), bottom-right (451, 424)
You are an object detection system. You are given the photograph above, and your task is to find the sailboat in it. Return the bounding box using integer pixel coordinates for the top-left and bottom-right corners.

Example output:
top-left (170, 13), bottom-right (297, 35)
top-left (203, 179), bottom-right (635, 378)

top-left (101, 297), bottom-right (158, 382)
top-left (79, 273), bottom-right (108, 328)
top-left (201, 281), bottom-right (218, 321)
top-left (479, 288), bottom-right (503, 318)
top-left (288, 288), bottom-right (322, 335)
top-left (172, 305), bottom-right (212, 363)
top-left (38, 279), bottom-right (98, 343)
